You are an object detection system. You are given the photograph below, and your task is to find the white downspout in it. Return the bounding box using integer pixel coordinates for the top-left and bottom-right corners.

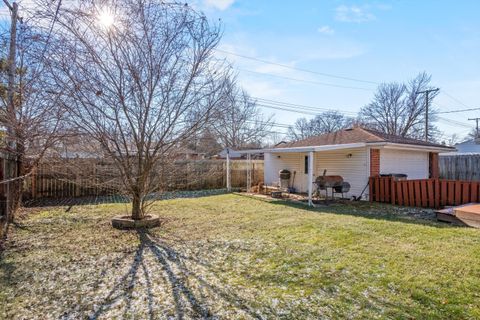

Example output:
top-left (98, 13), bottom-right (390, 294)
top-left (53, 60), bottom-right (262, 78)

top-left (308, 151), bottom-right (314, 206)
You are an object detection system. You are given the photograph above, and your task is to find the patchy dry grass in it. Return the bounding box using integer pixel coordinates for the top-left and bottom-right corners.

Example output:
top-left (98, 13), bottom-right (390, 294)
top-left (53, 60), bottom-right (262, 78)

top-left (1, 194), bottom-right (480, 319)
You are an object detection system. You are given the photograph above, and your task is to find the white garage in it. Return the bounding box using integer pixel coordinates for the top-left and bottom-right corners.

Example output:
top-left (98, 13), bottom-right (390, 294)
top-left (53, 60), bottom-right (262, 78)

top-left (261, 127), bottom-right (455, 205)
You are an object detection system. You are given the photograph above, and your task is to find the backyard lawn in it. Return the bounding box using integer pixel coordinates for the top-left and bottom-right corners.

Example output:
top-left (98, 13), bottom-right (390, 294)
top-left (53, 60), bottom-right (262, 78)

top-left (1, 194), bottom-right (480, 319)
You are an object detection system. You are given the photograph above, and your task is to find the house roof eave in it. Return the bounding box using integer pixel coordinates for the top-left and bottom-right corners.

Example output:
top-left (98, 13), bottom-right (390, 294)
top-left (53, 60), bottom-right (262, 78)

top-left (257, 142), bottom-right (367, 153)
top-left (240, 141), bottom-right (456, 154)
top-left (368, 142), bottom-right (457, 153)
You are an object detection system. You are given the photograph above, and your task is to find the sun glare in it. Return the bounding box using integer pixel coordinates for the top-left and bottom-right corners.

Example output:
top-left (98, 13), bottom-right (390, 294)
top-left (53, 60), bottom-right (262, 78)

top-left (98, 8), bottom-right (115, 29)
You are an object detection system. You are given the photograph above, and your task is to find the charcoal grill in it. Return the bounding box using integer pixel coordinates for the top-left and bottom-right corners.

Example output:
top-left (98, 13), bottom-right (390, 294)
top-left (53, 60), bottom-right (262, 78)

top-left (333, 182), bottom-right (351, 198)
top-left (279, 169), bottom-right (291, 190)
top-left (314, 170), bottom-right (351, 200)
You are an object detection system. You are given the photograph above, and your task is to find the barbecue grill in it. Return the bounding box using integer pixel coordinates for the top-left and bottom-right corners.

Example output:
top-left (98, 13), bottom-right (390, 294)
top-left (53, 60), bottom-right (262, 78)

top-left (314, 170), bottom-right (351, 199)
top-left (333, 182), bottom-right (351, 197)
top-left (279, 169), bottom-right (291, 190)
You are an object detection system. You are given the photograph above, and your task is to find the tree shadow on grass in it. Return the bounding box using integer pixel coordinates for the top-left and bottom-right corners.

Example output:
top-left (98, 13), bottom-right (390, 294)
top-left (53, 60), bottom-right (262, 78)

top-left (24, 189), bottom-right (233, 209)
top-left (81, 229), bottom-right (264, 320)
top-left (262, 196), bottom-right (462, 229)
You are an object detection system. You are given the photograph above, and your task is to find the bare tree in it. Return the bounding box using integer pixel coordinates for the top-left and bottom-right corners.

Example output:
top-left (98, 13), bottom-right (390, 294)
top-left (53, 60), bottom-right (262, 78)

top-left (0, 14), bottom-right (65, 225)
top-left (287, 111), bottom-right (353, 140)
top-left (441, 133), bottom-right (461, 147)
top-left (187, 129), bottom-right (223, 157)
top-left (467, 128), bottom-right (480, 140)
top-left (360, 72), bottom-right (439, 141)
top-left (48, 1), bottom-right (228, 220)
top-left (211, 77), bottom-right (273, 149)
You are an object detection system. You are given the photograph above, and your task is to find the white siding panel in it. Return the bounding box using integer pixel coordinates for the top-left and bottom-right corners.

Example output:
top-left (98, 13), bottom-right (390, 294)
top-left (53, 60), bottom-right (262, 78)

top-left (265, 148), bottom-right (369, 197)
top-left (314, 148), bottom-right (369, 199)
top-left (380, 149), bottom-right (429, 179)
top-left (264, 152), bottom-right (309, 192)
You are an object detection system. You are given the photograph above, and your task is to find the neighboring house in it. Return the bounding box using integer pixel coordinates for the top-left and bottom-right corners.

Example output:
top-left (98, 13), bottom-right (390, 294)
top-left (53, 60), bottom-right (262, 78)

top-left (41, 134), bottom-right (102, 159)
top-left (215, 148), bottom-right (243, 159)
top-left (175, 147), bottom-right (206, 160)
top-left (453, 138), bottom-right (480, 154)
top-left (214, 148), bottom-right (264, 160)
top-left (262, 127), bottom-right (455, 200)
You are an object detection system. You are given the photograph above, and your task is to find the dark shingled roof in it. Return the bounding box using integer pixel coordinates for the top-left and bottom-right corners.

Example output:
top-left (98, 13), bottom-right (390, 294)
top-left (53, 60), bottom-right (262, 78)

top-left (276, 127), bottom-right (455, 149)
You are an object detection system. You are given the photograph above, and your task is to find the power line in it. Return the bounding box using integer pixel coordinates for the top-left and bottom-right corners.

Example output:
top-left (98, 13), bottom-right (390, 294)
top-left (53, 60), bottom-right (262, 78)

top-left (256, 103), bottom-right (330, 116)
top-left (214, 48), bottom-right (380, 85)
top-left (245, 120), bottom-right (291, 129)
top-left (244, 93), bottom-right (474, 134)
top-left (437, 107), bottom-right (480, 114)
top-left (241, 94), bottom-right (360, 116)
top-left (238, 68), bottom-right (373, 91)
top-left (437, 116), bottom-right (473, 128)
top-left (251, 95), bottom-right (475, 129)
top-left (251, 96), bottom-right (358, 115)
top-left (442, 90), bottom-right (471, 109)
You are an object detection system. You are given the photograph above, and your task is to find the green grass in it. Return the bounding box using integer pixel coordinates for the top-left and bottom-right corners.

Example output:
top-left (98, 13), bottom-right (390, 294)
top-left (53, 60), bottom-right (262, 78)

top-left (1, 194), bottom-right (480, 319)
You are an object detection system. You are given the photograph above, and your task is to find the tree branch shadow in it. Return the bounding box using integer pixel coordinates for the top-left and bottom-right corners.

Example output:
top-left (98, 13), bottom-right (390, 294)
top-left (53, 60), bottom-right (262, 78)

top-left (79, 229), bottom-right (264, 319)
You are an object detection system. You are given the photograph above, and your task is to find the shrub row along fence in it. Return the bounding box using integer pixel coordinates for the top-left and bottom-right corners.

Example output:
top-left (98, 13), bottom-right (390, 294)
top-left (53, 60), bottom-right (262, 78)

top-left (439, 154), bottom-right (480, 181)
top-left (369, 176), bottom-right (480, 209)
top-left (23, 159), bottom-right (264, 199)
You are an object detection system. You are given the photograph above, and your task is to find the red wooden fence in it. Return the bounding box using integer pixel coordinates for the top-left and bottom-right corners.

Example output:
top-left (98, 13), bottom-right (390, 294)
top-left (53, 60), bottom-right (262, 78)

top-left (369, 176), bottom-right (480, 209)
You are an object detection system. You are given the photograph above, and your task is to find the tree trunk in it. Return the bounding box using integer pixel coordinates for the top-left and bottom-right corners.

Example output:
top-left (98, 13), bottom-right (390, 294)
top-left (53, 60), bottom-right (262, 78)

top-left (131, 195), bottom-right (144, 220)
top-left (8, 142), bottom-right (25, 223)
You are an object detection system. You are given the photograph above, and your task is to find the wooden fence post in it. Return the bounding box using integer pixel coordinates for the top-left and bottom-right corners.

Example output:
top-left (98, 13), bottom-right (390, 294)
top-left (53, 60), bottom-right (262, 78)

top-left (74, 172), bottom-right (80, 197)
top-left (31, 167), bottom-right (37, 199)
top-left (390, 177), bottom-right (395, 205)
top-left (369, 177), bottom-right (373, 202)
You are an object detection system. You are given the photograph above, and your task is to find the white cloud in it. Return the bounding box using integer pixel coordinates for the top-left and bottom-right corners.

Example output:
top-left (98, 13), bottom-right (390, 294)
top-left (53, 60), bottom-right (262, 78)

top-left (317, 25), bottom-right (335, 35)
top-left (204, 0), bottom-right (235, 11)
top-left (335, 5), bottom-right (375, 23)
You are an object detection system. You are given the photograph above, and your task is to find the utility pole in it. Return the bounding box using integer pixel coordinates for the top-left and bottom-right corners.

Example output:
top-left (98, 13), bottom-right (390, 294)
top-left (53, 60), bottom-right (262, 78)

top-left (468, 118), bottom-right (480, 138)
top-left (3, 0), bottom-right (19, 147)
top-left (417, 88), bottom-right (439, 142)
top-left (2, 0), bottom-right (19, 223)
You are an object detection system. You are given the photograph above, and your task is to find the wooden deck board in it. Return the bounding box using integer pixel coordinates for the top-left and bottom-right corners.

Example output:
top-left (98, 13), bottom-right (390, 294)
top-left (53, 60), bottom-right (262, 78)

top-left (435, 203), bottom-right (480, 228)
top-left (455, 204), bottom-right (480, 228)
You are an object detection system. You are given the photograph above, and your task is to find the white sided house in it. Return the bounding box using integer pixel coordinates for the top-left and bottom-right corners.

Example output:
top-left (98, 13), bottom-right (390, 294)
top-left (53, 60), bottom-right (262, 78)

top-left (452, 138), bottom-right (480, 154)
top-left (262, 127), bottom-right (455, 202)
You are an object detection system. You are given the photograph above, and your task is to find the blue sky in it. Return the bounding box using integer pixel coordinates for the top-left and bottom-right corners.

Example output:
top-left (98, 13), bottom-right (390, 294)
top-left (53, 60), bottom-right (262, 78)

top-left (199, 0), bottom-right (480, 141)
top-left (1, 0), bottom-right (479, 141)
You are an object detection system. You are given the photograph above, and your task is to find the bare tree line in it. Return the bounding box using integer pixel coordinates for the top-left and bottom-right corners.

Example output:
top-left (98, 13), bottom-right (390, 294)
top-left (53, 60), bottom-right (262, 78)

top-left (287, 110), bottom-right (355, 141)
top-left (287, 72), bottom-right (442, 142)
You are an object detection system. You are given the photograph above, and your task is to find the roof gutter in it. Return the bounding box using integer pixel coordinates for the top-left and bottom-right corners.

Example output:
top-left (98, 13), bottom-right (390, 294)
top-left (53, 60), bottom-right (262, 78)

top-left (367, 142), bottom-right (456, 153)
top-left (239, 142), bottom-right (367, 154)
top-left (237, 142), bottom-right (456, 154)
